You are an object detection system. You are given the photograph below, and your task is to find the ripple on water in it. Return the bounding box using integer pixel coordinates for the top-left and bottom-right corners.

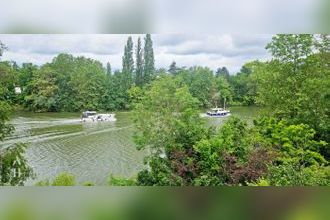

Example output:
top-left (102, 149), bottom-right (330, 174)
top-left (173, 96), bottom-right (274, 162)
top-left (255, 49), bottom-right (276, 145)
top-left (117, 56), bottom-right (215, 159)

top-left (4, 112), bottom-right (145, 185)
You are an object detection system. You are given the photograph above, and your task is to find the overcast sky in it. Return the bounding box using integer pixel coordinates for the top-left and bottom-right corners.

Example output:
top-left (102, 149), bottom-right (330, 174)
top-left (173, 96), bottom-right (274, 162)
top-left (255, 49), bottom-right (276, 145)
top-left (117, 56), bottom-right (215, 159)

top-left (0, 34), bottom-right (273, 74)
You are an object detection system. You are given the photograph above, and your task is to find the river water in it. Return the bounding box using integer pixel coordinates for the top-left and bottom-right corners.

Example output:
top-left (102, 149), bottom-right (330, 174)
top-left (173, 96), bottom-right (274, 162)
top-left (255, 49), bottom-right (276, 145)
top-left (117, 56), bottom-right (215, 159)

top-left (2, 106), bottom-right (260, 185)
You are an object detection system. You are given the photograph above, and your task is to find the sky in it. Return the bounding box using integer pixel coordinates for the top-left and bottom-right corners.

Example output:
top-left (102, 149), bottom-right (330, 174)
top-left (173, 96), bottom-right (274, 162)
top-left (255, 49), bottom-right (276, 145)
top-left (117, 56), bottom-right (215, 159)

top-left (0, 34), bottom-right (273, 74)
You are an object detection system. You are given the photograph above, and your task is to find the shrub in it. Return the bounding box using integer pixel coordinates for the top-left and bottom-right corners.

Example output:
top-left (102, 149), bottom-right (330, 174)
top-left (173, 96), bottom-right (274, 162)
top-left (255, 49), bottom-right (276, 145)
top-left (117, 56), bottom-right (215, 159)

top-left (51, 172), bottom-right (76, 186)
top-left (108, 174), bottom-right (136, 186)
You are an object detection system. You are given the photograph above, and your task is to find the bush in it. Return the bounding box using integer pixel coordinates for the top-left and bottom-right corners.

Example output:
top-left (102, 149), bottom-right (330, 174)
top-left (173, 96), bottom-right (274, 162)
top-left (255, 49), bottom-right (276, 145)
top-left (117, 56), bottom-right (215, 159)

top-left (108, 174), bottom-right (136, 186)
top-left (266, 164), bottom-right (329, 186)
top-left (51, 172), bottom-right (76, 186)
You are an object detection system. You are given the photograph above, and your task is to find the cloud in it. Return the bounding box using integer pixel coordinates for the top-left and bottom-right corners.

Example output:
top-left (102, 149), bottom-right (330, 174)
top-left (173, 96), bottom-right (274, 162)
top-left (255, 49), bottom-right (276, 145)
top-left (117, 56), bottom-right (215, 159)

top-left (0, 34), bottom-right (272, 73)
top-left (160, 35), bottom-right (271, 58)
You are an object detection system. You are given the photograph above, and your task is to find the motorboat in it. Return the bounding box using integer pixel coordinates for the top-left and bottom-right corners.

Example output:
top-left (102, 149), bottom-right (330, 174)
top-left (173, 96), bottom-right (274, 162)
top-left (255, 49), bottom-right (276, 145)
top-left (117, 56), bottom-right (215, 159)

top-left (206, 107), bottom-right (231, 117)
top-left (81, 111), bottom-right (116, 122)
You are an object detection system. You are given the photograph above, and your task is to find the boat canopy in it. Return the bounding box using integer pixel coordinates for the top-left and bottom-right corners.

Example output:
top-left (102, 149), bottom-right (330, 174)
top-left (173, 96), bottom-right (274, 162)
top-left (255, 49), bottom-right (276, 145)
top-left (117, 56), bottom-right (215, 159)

top-left (82, 111), bottom-right (97, 117)
top-left (211, 107), bottom-right (224, 111)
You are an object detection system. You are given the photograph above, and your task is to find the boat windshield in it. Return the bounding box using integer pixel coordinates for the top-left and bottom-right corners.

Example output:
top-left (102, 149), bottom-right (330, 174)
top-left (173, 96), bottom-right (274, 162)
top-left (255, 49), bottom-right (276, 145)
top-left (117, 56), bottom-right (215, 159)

top-left (82, 111), bottom-right (97, 117)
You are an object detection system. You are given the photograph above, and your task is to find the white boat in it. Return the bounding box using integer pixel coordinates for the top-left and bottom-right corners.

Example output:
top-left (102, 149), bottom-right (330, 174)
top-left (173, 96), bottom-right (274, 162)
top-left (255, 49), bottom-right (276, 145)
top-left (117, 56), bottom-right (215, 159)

top-left (206, 107), bottom-right (231, 117)
top-left (206, 98), bottom-right (231, 117)
top-left (81, 111), bottom-right (116, 122)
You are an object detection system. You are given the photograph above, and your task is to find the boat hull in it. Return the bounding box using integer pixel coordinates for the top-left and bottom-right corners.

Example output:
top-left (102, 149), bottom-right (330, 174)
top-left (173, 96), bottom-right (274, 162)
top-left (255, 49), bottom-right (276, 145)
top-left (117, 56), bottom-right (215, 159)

top-left (81, 114), bottom-right (116, 122)
top-left (206, 112), bottom-right (231, 117)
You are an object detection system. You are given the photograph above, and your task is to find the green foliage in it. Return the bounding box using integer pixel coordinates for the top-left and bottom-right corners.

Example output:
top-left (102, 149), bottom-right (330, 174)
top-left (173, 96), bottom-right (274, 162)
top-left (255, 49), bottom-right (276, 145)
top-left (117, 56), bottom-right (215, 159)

top-left (176, 66), bottom-right (214, 108)
top-left (251, 117), bottom-right (329, 186)
top-left (51, 172), bottom-right (76, 186)
top-left (193, 117), bottom-right (273, 186)
top-left (22, 54), bottom-right (112, 112)
top-left (216, 66), bottom-right (230, 79)
top-left (35, 172), bottom-right (77, 186)
top-left (0, 61), bottom-right (18, 104)
top-left (134, 75), bottom-right (205, 150)
top-left (143, 34), bottom-right (155, 85)
top-left (106, 62), bottom-right (112, 76)
top-left (108, 174), bottom-right (136, 186)
top-left (265, 164), bottom-right (329, 186)
top-left (0, 143), bottom-right (34, 186)
top-left (212, 76), bottom-right (232, 107)
top-left (13, 35), bottom-right (156, 112)
top-left (122, 36), bottom-right (134, 90)
top-left (266, 34), bottom-right (314, 63)
top-left (255, 117), bottom-right (327, 166)
top-left (0, 82), bottom-right (34, 185)
top-left (0, 40), bottom-right (7, 58)
top-left (135, 37), bottom-right (144, 87)
top-left (256, 34), bottom-right (330, 159)
top-left (35, 180), bottom-right (50, 186)
top-left (134, 76), bottom-right (211, 185)
top-left (25, 66), bottom-right (59, 112)
top-left (228, 62), bottom-right (259, 105)
top-left (168, 61), bottom-right (179, 75)
top-left (0, 101), bottom-right (13, 141)
top-left (128, 86), bottom-right (145, 107)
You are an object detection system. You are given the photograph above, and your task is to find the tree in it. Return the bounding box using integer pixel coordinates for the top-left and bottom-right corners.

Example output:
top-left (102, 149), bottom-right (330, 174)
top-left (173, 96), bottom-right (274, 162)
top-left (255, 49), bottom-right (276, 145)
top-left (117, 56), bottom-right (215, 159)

top-left (266, 34), bottom-right (314, 67)
top-left (143, 34), bottom-right (155, 85)
top-left (184, 67), bottom-right (214, 108)
top-left (252, 117), bottom-right (329, 186)
top-left (168, 61), bottom-right (178, 75)
top-left (18, 63), bottom-right (37, 92)
top-left (0, 101), bottom-right (13, 142)
top-left (48, 53), bottom-right (75, 111)
top-left (69, 57), bottom-right (108, 111)
top-left (228, 63), bottom-right (256, 105)
top-left (216, 66), bottom-right (230, 79)
top-left (0, 53), bottom-right (34, 185)
top-left (0, 61), bottom-right (18, 104)
top-left (134, 75), bottom-right (209, 185)
top-left (122, 36), bottom-right (134, 89)
top-left (193, 117), bottom-right (273, 186)
top-left (106, 62), bottom-right (112, 76)
top-left (25, 65), bottom-right (59, 112)
top-left (210, 76), bottom-right (232, 108)
top-left (135, 37), bottom-right (144, 87)
top-left (256, 35), bottom-right (330, 159)
top-left (0, 41), bottom-right (7, 58)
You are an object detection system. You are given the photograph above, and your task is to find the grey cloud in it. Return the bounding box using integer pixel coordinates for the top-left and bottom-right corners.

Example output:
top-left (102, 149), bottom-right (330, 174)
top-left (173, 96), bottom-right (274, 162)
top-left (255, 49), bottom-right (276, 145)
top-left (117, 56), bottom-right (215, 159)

top-left (0, 34), bottom-right (272, 72)
top-left (0, 35), bottom-right (124, 55)
top-left (163, 35), bottom-right (271, 58)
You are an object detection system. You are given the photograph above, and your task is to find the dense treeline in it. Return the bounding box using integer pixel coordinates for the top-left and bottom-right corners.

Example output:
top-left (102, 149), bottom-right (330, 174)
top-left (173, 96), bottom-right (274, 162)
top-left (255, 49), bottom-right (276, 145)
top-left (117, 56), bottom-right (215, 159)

top-left (0, 34), bottom-right (157, 112)
top-left (0, 34), bottom-right (264, 114)
top-left (0, 34), bottom-right (329, 186)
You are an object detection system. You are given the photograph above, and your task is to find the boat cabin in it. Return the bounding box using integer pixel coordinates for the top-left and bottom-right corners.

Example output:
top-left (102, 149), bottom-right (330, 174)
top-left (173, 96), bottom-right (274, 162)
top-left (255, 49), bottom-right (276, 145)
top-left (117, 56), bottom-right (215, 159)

top-left (206, 107), bottom-right (230, 117)
top-left (82, 111), bottom-right (97, 118)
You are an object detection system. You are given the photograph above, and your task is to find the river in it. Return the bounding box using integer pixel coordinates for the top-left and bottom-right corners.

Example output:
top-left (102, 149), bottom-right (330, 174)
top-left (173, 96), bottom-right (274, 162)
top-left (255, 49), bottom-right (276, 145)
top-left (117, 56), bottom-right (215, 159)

top-left (2, 106), bottom-right (261, 185)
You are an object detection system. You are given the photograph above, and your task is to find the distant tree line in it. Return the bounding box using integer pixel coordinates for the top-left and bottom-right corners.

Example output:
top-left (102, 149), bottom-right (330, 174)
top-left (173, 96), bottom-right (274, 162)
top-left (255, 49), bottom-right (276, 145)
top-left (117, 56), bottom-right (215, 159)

top-left (0, 34), bottom-right (280, 114)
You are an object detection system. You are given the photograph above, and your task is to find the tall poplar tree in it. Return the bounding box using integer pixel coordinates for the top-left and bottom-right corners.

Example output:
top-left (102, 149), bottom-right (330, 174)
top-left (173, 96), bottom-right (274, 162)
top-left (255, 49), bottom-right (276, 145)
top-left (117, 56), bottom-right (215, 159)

top-left (135, 37), bottom-right (144, 87)
top-left (106, 62), bottom-right (112, 76)
top-left (122, 37), bottom-right (134, 89)
top-left (0, 40), bottom-right (7, 59)
top-left (143, 34), bottom-right (155, 84)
